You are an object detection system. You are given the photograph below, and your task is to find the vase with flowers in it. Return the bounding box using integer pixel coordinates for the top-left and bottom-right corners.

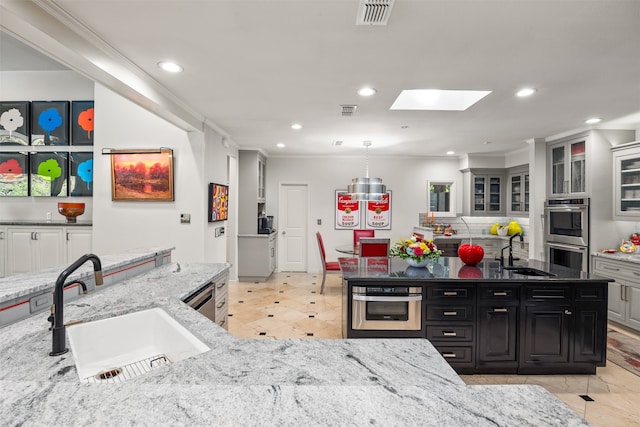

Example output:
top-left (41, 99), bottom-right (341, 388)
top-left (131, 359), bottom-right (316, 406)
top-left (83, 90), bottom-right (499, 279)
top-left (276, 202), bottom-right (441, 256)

top-left (390, 235), bottom-right (442, 268)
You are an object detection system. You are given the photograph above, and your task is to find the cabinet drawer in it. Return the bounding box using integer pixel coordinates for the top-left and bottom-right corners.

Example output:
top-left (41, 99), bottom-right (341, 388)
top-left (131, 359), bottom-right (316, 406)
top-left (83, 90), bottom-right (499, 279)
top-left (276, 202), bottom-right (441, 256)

top-left (434, 345), bottom-right (474, 363)
top-left (426, 325), bottom-right (473, 342)
top-left (593, 257), bottom-right (640, 283)
top-left (479, 286), bottom-right (519, 302)
top-left (575, 286), bottom-right (605, 301)
top-left (427, 305), bottom-right (474, 321)
top-left (525, 286), bottom-right (570, 302)
top-left (427, 287), bottom-right (474, 301)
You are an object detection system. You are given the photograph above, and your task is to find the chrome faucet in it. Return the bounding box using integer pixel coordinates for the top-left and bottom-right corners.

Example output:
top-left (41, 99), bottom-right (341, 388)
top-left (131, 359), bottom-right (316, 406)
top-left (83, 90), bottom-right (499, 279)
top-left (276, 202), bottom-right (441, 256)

top-left (50, 254), bottom-right (103, 356)
top-left (500, 232), bottom-right (524, 268)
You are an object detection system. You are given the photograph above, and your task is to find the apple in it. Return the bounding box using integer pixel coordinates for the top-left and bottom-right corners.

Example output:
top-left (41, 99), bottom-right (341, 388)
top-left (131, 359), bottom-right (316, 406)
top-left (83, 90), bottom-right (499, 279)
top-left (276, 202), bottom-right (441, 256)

top-left (458, 243), bottom-right (484, 266)
top-left (457, 265), bottom-right (483, 278)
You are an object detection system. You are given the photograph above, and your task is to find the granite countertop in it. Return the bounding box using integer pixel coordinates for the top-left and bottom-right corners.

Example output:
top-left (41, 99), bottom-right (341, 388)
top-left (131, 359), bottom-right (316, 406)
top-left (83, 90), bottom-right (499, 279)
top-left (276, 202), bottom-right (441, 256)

top-left (0, 261), bottom-right (588, 425)
top-left (339, 256), bottom-right (602, 282)
top-left (592, 250), bottom-right (640, 264)
top-left (0, 220), bottom-right (92, 226)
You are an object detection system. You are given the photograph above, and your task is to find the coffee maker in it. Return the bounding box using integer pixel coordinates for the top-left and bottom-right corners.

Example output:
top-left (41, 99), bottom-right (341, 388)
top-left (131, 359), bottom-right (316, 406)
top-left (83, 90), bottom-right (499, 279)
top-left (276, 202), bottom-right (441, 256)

top-left (258, 216), bottom-right (274, 234)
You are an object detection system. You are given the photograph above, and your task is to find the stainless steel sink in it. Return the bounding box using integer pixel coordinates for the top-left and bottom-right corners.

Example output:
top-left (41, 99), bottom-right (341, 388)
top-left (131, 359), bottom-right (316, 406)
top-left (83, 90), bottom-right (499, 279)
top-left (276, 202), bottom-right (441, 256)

top-left (504, 266), bottom-right (557, 277)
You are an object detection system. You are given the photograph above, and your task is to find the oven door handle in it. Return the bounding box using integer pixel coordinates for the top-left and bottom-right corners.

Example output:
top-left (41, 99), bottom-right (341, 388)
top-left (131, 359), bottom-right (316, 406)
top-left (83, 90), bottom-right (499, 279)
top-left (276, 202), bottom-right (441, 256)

top-left (352, 295), bottom-right (422, 302)
top-left (546, 242), bottom-right (587, 251)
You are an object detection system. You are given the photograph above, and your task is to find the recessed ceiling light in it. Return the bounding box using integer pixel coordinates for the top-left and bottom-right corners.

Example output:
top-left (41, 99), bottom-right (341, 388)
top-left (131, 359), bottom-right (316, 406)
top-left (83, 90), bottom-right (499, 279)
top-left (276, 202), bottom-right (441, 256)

top-left (390, 89), bottom-right (491, 111)
top-left (157, 61), bottom-right (183, 73)
top-left (357, 87), bottom-right (377, 97)
top-left (276, 143), bottom-right (285, 149)
top-left (446, 151), bottom-right (455, 155)
top-left (585, 117), bottom-right (602, 124)
top-left (291, 123), bottom-right (302, 130)
top-left (516, 88), bottom-right (536, 97)
top-left (401, 125), bottom-right (409, 129)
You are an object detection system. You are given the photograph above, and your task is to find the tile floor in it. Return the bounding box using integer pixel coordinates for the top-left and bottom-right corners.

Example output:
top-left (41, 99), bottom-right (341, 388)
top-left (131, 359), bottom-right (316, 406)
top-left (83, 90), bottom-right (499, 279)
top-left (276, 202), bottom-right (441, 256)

top-left (228, 272), bottom-right (640, 427)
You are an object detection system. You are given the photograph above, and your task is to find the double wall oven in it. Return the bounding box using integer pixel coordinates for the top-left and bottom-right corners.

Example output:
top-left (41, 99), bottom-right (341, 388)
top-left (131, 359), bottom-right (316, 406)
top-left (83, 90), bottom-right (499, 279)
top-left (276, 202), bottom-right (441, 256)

top-left (544, 198), bottom-right (589, 273)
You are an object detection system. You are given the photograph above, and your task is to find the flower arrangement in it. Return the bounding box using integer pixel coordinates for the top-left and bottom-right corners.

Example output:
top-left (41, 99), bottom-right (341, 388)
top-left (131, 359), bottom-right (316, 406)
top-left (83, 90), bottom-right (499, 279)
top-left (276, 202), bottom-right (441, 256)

top-left (390, 235), bottom-right (442, 263)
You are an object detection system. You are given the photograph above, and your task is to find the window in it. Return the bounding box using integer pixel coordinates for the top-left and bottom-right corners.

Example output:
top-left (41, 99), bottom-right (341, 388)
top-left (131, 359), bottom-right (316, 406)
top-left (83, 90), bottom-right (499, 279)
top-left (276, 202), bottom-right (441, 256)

top-left (428, 181), bottom-right (456, 217)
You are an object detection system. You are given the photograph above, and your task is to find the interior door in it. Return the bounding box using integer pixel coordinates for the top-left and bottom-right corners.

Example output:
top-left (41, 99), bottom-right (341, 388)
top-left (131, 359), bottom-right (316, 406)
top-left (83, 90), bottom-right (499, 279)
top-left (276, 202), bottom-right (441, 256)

top-left (279, 183), bottom-right (308, 272)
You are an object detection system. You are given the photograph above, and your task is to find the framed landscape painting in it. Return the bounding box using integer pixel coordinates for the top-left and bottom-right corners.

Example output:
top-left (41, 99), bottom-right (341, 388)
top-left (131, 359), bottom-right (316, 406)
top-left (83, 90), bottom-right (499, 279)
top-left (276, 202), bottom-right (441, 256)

top-left (0, 152), bottom-right (29, 196)
top-left (111, 149), bottom-right (174, 201)
top-left (69, 152), bottom-right (93, 196)
top-left (0, 101), bottom-right (30, 146)
top-left (71, 100), bottom-right (94, 145)
top-left (31, 101), bottom-right (70, 146)
top-left (30, 152), bottom-right (68, 197)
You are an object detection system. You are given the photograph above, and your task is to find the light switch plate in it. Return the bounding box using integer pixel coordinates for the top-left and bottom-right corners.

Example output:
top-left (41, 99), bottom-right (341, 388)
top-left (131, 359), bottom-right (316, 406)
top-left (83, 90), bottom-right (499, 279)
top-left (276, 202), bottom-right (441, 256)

top-left (180, 213), bottom-right (191, 224)
top-left (317, 219), bottom-right (321, 225)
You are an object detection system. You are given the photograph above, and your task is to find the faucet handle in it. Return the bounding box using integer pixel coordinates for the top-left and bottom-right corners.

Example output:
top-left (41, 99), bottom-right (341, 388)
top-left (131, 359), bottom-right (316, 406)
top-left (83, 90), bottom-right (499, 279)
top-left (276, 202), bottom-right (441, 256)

top-left (47, 305), bottom-right (55, 331)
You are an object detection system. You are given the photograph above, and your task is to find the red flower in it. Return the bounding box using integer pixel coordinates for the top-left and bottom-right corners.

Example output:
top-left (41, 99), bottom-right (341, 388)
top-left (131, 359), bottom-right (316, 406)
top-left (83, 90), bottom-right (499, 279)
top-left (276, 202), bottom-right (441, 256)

top-left (0, 159), bottom-right (22, 175)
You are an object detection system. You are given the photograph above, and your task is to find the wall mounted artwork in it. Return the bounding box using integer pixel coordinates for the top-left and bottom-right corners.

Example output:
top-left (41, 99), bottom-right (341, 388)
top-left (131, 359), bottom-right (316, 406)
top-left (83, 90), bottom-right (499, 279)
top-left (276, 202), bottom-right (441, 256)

top-left (71, 101), bottom-right (94, 146)
top-left (208, 183), bottom-right (229, 222)
top-left (30, 152), bottom-right (68, 197)
top-left (365, 191), bottom-right (392, 230)
top-left (0, 102), bottom-right (30, 146)
top-left (335, 190), bottom-right (360, 229)
top-left (69, 152), bottom-right (93, 196)
top-left (0, 152), bottom-right (29, 196)
top-left (31, 101), bottom-right (70, 146)
top-left (110, 149), bottom-right (174, 201)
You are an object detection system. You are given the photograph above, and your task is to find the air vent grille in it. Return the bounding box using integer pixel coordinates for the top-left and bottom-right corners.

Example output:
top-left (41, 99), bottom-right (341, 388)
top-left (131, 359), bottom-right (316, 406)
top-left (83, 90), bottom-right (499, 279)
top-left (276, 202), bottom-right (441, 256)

top-left (340, 105), bottom-right (357, 116)
top-left (356, 0), bottom-right (395, 25)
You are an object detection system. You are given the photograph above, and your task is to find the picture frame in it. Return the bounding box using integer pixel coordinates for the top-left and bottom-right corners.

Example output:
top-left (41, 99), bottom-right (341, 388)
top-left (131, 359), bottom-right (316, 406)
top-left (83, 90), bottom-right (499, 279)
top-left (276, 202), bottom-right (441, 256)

top-left (365, 190), bottom-right (392, 230)
top-left (0, 101), bottom-right (30, 146)
top-left (110, 149), bottom-right (174, 201)
top-left (335, 190), bottom-right (361, 229)
top-left (31, 101), bottom-right (70, 146)
top-left (69, 152), bottom-right (93, 197)
top-left (208, 182), bottom-right (229, 222)
top-left (30, 152), bottom-right (68, 197)
top-left (71, 101), bottom-right (95, 146)
top-left (0, 151), bottom-right (29, 196)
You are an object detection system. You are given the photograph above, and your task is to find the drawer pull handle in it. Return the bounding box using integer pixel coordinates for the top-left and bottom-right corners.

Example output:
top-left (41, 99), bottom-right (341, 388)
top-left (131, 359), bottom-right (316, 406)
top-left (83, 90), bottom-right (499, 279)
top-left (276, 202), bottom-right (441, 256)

top-left (443, 311), bottom-right (458, 316)
top-left (442, 353), bottom-right (457, 358)
top-left (493, 291), bottom-right (508, 296)
top-left (443, 291), bottom-right (459, 296)
top-left (564, 309), bottom-right (572, 315)
top-left (217, 319), bottom-right (226, 327)
top-left (217, 282), bottom-right (226, 288)
top-left (604, 266), bottom-right (620, 271)
top-left (493, 308), bottom-right (508, 313)
top-left (216, 299), bottom-right (226, 309)
top-left (442, 331), bottom-right (457, 337)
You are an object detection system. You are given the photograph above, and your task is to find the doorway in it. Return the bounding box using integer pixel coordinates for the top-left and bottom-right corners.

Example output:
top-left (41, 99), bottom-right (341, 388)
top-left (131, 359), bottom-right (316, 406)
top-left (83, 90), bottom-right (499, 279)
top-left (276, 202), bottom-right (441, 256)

top-left (278, 183), bottom-right (308, 272)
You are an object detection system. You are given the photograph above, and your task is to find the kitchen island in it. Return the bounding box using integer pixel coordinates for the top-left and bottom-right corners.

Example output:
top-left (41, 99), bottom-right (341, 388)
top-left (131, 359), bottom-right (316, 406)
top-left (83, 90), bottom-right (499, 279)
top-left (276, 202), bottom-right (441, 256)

top-left (0, 256), bottom-right (589, 425)
top-left (341, 256), bottom-right (611, 375)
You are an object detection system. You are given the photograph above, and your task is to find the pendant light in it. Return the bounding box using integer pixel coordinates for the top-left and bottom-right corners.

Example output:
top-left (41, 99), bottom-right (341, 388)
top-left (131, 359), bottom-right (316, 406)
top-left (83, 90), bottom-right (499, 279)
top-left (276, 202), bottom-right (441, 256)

top-left (347, 141), bottom-right (386, 200)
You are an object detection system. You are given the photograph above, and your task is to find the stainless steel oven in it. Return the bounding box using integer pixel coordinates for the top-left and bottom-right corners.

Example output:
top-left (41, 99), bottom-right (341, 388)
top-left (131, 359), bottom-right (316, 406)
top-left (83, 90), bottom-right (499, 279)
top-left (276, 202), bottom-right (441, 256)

top-left (544, 198), bottom-right (589, 246)
top-left (546, 241), bottom-right (588, 273)
top-left (183, 282), bottom-right (216, 322)
top-left (352, 286), bottom-right (422, 330)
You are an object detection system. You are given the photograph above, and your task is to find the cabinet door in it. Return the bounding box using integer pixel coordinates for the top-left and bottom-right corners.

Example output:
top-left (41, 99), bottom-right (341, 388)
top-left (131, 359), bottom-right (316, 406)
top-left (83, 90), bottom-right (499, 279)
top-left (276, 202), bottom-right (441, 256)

top-left (478, 305), bottom-right (517, 362)
top-left (488, 176), bottom-right (502, 213)
top-left (613, 145), bottom-right (640, 219)
top-left (509, 174), bottom-right (522, 213)
top-left (66, 228), bottom-right (93, 263)
top-left (6, 229), bottom-right (35, 275)
top-left (607, 280), bottom-right (626, 323)
top-left (548, 138), bottom-right (587, 197)
top-left (550, 144), bottom-right (566, 196)
top-left (473, 176), bottom-right (486, 213)
top-left (32, 228), bottom-right (64, 271)
top-left (627, 284), bottom-right (640, 331)
top-left (522, 305), bottom-right (570, 364)
top-left (0, 227), bottom-right (6, 278)
top-left (573, 303), bottom-right (606, 363)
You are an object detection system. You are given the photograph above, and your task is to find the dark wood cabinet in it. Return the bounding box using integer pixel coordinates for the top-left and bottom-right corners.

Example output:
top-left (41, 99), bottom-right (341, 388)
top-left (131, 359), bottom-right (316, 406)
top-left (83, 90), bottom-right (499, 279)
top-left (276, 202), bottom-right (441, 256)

top-left (477, 285), bottom-right (519, 373)
top-left (522, 305), bottom-right (571, 365)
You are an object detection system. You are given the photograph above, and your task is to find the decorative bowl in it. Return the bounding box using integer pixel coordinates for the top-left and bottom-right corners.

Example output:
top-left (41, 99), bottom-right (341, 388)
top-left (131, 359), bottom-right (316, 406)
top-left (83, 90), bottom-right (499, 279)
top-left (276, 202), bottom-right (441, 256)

top-left (58, 202), bottom-right (85, 223)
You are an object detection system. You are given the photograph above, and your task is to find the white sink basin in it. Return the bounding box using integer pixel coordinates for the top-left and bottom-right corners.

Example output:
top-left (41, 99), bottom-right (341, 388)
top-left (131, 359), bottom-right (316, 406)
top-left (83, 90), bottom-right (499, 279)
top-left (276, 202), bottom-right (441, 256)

top-left (67, 307), bottom-right (210, 382)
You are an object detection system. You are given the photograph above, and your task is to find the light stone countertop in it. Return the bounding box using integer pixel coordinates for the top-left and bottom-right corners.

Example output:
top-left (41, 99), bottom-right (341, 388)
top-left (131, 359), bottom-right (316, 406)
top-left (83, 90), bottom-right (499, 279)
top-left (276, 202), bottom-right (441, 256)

top-left (591, 250), bottom-right (640, 264)
top-left (0, 261), bottom-right (588, 426)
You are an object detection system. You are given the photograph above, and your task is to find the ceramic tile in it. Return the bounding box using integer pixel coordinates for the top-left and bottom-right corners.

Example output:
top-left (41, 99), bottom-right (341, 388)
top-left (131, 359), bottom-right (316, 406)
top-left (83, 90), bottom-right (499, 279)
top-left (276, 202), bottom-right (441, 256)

top-left (553, 393), bottom-right (587, 419)
top-left (583, 392), bottom-right (640, 427)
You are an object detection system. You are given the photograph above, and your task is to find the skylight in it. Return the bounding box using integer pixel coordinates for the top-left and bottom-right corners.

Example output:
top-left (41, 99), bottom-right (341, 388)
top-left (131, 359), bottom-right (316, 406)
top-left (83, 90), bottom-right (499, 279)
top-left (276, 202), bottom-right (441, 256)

top-left (390, 89), bottom-right (491, 111)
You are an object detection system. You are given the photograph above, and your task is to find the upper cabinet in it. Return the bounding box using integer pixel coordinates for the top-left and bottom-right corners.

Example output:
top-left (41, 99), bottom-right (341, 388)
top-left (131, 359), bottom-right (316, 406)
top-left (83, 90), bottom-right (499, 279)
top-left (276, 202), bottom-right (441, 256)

top-left (612, 141), bottom-right (640, 220)
top-left (547, 136), bottom-right (587, 198)
top-left (462, 169), bottom-right (505, 216)
top-left (507, 166), bottom-right (529, 216)
top-left (239, 150), bottom-right (267, 234)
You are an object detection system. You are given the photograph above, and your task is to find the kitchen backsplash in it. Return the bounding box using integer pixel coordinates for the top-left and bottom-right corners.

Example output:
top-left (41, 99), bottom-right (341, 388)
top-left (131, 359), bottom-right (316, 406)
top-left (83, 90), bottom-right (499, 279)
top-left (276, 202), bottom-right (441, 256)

top-left (418, 214), bottom-right (530, 237)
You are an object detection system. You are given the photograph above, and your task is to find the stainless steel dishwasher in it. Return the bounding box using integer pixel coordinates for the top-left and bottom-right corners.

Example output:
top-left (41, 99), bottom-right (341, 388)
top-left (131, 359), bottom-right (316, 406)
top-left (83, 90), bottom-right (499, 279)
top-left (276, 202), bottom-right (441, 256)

top-left (183, 282), bottom-right (216, 321)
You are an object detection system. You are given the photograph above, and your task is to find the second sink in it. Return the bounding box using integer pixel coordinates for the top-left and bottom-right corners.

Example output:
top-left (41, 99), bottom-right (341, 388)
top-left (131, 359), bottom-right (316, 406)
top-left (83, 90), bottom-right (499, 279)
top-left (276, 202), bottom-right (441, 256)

top-left (503, 266), bottom-right (557, 277)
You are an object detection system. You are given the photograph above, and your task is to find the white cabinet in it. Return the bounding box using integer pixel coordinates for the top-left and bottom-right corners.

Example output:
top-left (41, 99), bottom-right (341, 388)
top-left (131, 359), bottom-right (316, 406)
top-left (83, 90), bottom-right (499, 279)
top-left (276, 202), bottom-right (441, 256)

top-left (592, 256), bottom-right (640, 332)
top-left (6, 227), bottom-right (64, 275)
top-left (462, 169), bottom-right (505, 216)
top-left (507, 167), bottom-right (529, 216)
top-left (547, 136), bottom-right (587, 197)
top-left (239, 150), bottom-right (267, 234)
top-left (0, 227), bottom-right (6, 278)
top-left (238, 233), bottom-right (276, 281)
top-left (612, 141), bottom-right (640, 220)
top-left (65, 227), bottom-right (93, 262)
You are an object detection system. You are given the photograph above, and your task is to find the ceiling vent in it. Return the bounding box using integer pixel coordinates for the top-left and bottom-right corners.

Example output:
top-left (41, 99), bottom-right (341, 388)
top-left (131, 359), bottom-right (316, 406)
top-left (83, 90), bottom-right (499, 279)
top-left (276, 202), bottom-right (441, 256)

top-left (340, 105), bottom-right (358, 117)
top-left (356, 0), bottom-right (396, 25)
top-left (334, 140), bottom-right (343, 146)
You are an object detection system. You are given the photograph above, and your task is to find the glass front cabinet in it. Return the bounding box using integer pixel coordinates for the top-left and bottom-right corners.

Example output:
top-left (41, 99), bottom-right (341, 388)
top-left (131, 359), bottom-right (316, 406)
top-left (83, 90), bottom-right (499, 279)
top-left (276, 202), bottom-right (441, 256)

top-left (612, 141), bottom-right (640, 220)
top-left (507, 166), bottom-right (529, 216)
top-left (464, 170), bottom-right (505, 216)
top-left (547, 136), bottom-right (587, 197)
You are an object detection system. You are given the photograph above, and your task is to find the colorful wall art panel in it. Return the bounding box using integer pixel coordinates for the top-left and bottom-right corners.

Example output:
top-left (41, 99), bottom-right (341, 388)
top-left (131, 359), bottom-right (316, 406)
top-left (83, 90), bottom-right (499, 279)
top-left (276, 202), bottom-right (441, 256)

top-left (0, 152), bottom-right (29, 196)
top-left (111, 149), bottom-right (174, 201)
top-left (0, 102), bottom-right (30, 146)
top-left (69, 152), bottom-right (93, 196)
top-left (31, 101), bottom-right (70, 146)
top-left (208, 183), bottom-right (229, 222)
top-left (30, 152), bottom-right (68, 197)
top-left (71, 101), bottom-right (94, 145)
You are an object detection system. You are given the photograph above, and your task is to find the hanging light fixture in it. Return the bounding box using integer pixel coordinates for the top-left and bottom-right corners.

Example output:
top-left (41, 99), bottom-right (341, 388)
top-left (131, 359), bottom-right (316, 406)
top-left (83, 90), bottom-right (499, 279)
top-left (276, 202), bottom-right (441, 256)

top-left (347, 141), bottom-right (386, 200)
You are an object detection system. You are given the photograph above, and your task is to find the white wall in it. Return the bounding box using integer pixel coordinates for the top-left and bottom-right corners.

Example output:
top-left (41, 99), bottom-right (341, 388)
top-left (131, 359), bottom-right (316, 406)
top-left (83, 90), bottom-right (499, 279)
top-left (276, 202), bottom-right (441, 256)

top-left (0, 71), bottom-right (94, 220)
top-left (266, 155), bottom-right (462, 272)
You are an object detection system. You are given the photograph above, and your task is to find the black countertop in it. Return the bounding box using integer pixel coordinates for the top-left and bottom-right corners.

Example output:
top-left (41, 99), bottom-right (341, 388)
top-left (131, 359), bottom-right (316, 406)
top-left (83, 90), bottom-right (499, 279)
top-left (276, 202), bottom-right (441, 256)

top-left (338, 256), bottom-right (612, 283)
